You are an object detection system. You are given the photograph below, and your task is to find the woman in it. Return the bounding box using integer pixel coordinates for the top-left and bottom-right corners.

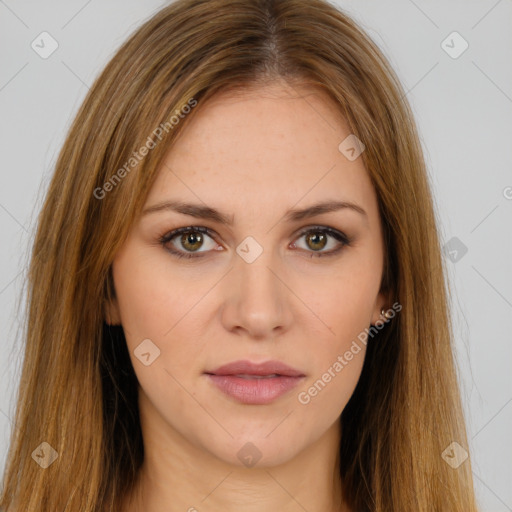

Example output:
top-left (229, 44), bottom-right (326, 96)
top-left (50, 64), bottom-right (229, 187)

top-left (0, 0), bottom-right (480, 510)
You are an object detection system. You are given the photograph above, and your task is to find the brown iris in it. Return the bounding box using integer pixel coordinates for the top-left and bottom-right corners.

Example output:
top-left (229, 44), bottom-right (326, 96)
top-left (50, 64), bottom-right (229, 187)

top-left (305, 231), bottom-right (327, 251)
top-left (180, 231), bottom-right (204, 251)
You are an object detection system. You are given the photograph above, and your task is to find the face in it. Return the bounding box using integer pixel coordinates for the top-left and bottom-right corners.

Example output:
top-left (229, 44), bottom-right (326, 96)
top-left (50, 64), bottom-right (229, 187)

top-left (108, 81), bottom-right (388, 468)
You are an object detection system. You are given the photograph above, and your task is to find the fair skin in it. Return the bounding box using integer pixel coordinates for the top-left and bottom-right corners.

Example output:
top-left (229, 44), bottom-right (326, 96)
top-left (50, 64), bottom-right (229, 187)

top-left (108, 81), bottom-right (389, 512)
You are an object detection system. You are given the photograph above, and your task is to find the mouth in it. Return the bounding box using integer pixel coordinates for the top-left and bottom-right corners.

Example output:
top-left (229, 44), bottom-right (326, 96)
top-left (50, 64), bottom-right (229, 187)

top-left (221, 374), bottom-right (280, 379)
top-left (204, 359), bottom-right (306, 405)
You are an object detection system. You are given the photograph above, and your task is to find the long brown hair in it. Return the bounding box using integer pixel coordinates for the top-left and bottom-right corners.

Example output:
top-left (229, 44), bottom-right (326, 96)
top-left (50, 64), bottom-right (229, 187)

top-left (0, 0), bottom-right (479, 510)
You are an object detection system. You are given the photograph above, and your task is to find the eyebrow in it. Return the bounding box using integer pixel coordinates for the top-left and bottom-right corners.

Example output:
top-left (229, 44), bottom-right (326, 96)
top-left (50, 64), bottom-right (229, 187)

top-left (142, 199), bottom-right (367, 225)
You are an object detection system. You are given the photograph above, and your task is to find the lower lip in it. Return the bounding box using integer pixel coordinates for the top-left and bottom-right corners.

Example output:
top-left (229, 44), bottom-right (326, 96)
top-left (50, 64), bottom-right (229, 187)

top-left (206, 374), bottom-right (304, 405)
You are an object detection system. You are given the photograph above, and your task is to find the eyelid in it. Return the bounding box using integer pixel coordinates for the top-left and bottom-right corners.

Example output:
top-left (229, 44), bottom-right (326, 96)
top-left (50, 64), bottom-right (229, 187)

top-left (159, 226), bottom-right (219, 256)
top-left (293, 224), bottom-right (350, 245)
top-left (159, 224), bottom-right (351, 259)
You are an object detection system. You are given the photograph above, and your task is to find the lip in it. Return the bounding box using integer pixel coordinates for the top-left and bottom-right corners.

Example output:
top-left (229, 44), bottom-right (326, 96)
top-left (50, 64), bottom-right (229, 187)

top-left (205, 359), bottom-right (306, 405)
top-left (207, 359), bottom-right (305, 377)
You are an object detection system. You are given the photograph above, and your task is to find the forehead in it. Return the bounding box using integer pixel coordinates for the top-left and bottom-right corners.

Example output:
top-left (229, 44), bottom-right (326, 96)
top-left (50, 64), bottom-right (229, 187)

top-left (146, 82), bottom-right (379, 221)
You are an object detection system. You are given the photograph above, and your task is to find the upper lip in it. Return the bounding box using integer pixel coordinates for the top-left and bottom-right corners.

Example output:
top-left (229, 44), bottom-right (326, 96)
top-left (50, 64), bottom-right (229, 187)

top-left (206, 359), bottom-right (305, 377)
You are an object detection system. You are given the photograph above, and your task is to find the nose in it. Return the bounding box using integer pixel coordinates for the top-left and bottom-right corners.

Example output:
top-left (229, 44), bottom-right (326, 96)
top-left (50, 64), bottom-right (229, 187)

top-left (219, 243), bottom-right (294, 340)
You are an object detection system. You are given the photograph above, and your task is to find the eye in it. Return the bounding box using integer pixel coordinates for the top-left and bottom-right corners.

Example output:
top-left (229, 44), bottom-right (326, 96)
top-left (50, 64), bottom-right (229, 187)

top-left (291, 226), bottom-right (351, 258)
top-left (159, 225), bottom-right (351, 260)
top-left (159, 226), bottom-right (220, 259)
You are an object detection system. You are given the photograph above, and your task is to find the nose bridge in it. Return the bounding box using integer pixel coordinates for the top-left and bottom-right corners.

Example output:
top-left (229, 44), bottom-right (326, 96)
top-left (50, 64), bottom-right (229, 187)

top-left (238, 247), bottom-right (278, 299)
top-left (221, 235), bottom-right (292, 336)
top-left (235, 235), bottom-right (282, 308)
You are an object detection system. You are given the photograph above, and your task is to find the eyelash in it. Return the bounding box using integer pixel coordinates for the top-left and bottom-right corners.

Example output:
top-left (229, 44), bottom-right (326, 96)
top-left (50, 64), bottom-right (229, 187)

top-left (158, 225), bottom-right (351, 260)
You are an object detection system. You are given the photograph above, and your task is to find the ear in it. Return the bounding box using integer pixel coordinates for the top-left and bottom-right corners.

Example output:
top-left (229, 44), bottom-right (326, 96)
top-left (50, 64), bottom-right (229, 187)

top-left (370, 288), bottom-right (392, 326)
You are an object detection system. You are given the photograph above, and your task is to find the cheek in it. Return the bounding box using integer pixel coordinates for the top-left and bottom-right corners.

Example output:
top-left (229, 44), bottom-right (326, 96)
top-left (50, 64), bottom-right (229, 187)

top-left (296, 276), bottom-right (371, 417)
top-left (307, 262), bottom-right (380, 343)
top-left (113, 268), bottom-right (166, 342)
top-left (297, 345), bottom-right (366, 430)
top-left (112, 253), bottom-right (212, 369)
top-left (293, 263), bottom-right (377, 407)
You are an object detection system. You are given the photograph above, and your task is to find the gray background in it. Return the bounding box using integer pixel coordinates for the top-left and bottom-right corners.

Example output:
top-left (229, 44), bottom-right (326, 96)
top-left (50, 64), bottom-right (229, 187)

top-left (1, 0), bottom-right (511, 510)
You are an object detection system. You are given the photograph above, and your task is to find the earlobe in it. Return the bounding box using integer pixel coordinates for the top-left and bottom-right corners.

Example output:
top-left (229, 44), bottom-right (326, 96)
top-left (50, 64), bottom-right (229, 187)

top-left (371, 290), bottom-right (392, 326)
